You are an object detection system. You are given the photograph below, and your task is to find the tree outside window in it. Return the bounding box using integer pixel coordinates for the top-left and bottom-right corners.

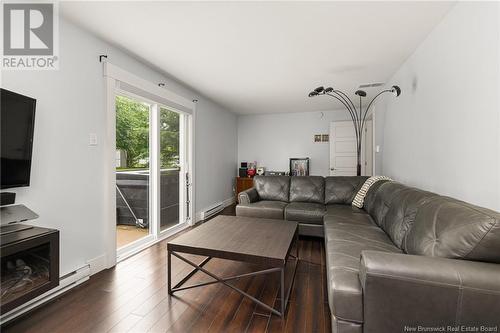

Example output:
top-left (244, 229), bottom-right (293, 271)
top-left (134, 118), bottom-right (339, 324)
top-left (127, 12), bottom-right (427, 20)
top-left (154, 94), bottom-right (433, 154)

top-left (160, 107), bottom-right (180, 169)
top-left (116, 95), bottom-right (180, 170)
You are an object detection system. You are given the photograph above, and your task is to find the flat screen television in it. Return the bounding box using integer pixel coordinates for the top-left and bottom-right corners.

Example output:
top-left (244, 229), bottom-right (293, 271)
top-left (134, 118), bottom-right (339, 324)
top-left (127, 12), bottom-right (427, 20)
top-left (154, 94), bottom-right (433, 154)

top-left (1, 88), bottom-right (36, 189)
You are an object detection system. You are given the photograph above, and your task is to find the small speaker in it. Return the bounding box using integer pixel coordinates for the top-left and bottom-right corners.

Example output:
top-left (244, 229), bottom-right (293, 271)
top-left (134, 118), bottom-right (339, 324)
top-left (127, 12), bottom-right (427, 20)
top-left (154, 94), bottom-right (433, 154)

top-left (239, 168), bottom-right (248, 178)
top-left (0, 192), bottom-right (16, 206)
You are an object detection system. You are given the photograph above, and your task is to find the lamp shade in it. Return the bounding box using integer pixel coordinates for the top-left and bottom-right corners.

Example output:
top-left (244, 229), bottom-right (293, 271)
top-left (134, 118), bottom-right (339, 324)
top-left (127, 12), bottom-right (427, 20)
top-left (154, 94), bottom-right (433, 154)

top-left (355, 90), bottom-right (367, 97)
top-left (314, 86), bottom-right (325, 93)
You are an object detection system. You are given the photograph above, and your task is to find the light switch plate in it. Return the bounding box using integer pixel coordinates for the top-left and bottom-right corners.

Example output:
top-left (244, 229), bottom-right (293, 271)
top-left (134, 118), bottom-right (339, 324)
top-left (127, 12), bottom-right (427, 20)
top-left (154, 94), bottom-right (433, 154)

top-left (89, 133), bottom-right (98, 146)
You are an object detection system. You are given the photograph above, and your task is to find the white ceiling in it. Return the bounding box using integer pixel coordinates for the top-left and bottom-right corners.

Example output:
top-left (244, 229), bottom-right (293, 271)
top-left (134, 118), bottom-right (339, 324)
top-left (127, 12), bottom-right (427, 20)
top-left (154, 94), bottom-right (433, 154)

top-left (61, 1), bottom-right (454, 115)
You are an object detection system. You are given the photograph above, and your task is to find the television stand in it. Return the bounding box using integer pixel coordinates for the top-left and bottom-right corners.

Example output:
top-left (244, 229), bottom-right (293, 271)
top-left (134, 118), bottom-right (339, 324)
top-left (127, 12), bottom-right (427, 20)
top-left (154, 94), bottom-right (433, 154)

top-left (0, 224), bottom-right (33, 236)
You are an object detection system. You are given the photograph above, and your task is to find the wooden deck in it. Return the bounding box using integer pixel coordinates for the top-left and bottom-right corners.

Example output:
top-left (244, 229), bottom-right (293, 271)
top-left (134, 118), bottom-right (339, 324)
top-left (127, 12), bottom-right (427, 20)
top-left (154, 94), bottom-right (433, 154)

top-left (117, 225), bottom-right (149, 248)
top-left (3, 206), bottom-right (331, 333)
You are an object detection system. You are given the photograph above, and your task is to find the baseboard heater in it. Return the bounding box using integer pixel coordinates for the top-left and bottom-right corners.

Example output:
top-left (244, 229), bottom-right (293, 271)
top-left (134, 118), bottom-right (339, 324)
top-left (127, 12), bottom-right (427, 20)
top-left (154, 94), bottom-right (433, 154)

top-left (0, 264), bottom-right (90, 325)
top-left (200, 202), bottom-right (225, 220)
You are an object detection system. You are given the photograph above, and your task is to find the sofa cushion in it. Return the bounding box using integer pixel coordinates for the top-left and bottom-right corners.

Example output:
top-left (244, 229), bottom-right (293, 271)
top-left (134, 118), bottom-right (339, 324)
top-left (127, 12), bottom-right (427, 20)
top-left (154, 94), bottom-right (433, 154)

top-left (364, 182), bottom-right (408, 226)
top-left (324, 217), bottom-right (402, 323)
top-left (284, 202), bottom-right (325, 225)
top-left (235, 200), bottom-right (287, 220)
top-left (253, 175), bottom-right (290, 202)
top-left (324, 176), bottom-right (368, 205)
top-left (381, 187), bottom-right (439, 248)
top-left (289, 176), bottom-right (325, 204)
top-left (325, 204), bottom-right (374, 226)
top-left (405, 196), bottom-right (500, 263)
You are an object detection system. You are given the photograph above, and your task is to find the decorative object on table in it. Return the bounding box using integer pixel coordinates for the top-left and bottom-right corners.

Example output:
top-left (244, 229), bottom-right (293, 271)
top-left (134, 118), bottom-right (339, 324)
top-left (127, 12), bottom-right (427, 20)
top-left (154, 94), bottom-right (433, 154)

top-left (314, 134), bottom-right (322, 142)
top-left (289, 158), bottom-right (310, 176)
top-left (265, 171), bottom-right (287, 176)
top-left (308, 85), bottom-right (401, 175)
top-left (256, 167), bottom-right (265, 176)
top-left (246, 161), bottom-right (257, 177)
top-left (247, 168), bottom-right (256, 177)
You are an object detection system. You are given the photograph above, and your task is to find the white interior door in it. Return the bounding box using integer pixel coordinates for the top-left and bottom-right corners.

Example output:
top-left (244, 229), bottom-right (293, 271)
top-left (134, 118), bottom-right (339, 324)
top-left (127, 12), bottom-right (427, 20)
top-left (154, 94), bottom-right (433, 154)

top-left (362, 120), bottom-right (373, 176)
top-left (329, 120), bottom-right (373, 176)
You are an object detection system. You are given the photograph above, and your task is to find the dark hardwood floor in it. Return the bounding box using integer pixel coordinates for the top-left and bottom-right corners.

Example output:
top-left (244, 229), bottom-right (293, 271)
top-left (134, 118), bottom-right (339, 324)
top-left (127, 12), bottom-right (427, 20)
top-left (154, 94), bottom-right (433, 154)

top-left (3, 205), bottom-right (331, 333)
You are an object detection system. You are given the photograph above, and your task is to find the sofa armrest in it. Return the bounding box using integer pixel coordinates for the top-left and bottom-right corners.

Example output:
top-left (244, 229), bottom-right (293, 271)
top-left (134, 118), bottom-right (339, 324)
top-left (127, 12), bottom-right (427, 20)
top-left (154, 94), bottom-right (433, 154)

top-left (359, 250), bottom-right (500, 333)
top-left (238, 187), bottom-right (259, 204)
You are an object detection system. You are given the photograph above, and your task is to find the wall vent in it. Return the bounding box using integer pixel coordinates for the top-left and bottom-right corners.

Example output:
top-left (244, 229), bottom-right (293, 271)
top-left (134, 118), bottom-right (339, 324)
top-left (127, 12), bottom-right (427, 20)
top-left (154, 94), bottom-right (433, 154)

top-left (358, 82), bottom-right (385, 89)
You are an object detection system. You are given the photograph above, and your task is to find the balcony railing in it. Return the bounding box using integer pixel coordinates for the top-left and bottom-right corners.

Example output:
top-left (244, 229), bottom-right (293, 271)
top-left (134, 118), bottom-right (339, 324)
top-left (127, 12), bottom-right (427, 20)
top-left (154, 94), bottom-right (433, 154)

top-left (116, 169), bottom-right (180, 230)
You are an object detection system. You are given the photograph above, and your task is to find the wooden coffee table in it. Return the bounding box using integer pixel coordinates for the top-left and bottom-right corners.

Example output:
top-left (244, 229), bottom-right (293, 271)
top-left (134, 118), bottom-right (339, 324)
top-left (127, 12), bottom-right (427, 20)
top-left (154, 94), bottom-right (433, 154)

top-left (167, 215), bottom-right (299, 317)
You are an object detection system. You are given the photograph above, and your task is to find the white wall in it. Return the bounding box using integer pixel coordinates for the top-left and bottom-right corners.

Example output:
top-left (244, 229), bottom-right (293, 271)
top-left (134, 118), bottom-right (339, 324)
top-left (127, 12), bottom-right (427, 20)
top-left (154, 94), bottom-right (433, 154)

top-left (1, 18), bottom-right (237, 275)
top-left (238, 111), bottom-right (351, 176)
top-left (195, 103), bottom-right (238, 211)
top-left (377, 2), bottom-right (500, 211)
top-left (498, 2), bottom-right (500, 213)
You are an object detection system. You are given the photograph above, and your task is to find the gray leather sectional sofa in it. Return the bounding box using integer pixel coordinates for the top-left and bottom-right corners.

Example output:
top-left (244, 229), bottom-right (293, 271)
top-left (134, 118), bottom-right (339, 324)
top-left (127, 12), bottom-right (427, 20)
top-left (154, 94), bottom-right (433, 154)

top-left (237, 175), bottom-right (361, 237)
top-left (236, 175), bottom-right (500, 332)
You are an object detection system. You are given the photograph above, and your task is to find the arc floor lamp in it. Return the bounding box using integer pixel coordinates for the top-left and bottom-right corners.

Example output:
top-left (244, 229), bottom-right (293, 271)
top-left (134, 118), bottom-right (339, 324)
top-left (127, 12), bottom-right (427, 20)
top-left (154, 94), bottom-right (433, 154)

top-left (308, 85), bottom-right (401, 176)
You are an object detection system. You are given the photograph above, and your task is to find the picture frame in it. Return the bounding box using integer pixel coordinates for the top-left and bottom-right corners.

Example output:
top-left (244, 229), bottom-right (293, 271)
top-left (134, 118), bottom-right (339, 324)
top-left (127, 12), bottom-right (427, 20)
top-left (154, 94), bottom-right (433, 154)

top-left (314, 134), bottom-right (322, 142)
top-left (289, 158), bottom-right (310, 176)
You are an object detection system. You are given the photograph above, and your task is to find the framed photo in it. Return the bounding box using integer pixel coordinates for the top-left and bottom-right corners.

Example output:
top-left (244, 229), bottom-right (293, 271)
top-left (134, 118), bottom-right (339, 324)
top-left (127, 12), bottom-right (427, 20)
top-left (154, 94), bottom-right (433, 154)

top-left (321, 134), bottom-right (329, 142)
top-left (289, 158), bottom-right (310, 176)
top-left (314, 134), bottom-right (322, 142)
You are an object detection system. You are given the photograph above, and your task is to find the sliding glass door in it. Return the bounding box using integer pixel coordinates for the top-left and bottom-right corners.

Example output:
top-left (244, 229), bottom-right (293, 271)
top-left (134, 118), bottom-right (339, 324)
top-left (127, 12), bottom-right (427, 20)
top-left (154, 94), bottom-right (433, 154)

top-left (115, 95), bottom-right (152, 249)
top-left (159, 106), bottom-right (181, 233)
top-left (115, 93), bottom-right (191, 257)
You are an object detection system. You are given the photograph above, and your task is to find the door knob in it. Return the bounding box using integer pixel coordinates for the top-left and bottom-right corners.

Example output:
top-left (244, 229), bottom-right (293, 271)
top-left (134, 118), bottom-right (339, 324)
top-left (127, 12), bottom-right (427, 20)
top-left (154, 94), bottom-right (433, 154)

top-left (330, 167), bottom-right (335, 171)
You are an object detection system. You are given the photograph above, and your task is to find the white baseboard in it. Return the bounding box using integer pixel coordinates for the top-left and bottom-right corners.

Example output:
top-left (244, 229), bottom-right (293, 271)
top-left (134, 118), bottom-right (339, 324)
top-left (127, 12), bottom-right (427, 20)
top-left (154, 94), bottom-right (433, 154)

top-left (195, 212), bottom-right (203, 223)
top-left (222, 196), bottom-right (236, 207)
top-left (195, 196), bottom-right (235, 223)
top-left (87, 254), bottom-right (107, 276)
